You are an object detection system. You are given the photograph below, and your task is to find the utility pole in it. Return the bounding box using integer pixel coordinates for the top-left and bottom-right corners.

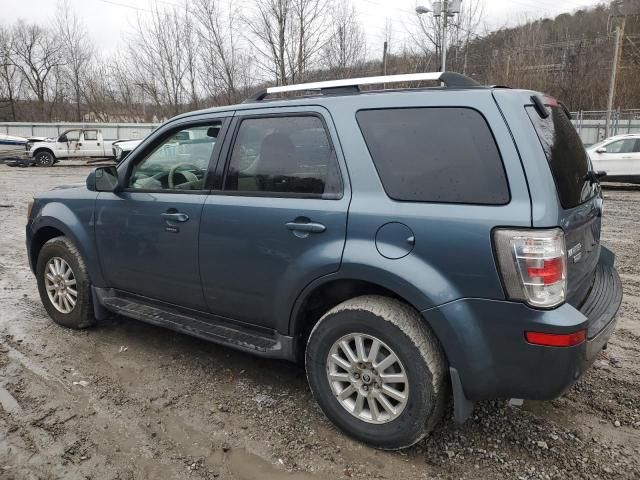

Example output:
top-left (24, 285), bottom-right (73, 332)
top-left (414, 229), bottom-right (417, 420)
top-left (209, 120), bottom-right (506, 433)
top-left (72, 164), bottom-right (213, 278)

top-left (382, 41), bottom-right (388, 76)
top-left (419, 0), bottom-right (461, 72)
top-left (606, 23), bottom-right (624, 137)
top-left (606, 4), bottom-right (627, 138)
top-left (441, 1), bottom-right (448, 71)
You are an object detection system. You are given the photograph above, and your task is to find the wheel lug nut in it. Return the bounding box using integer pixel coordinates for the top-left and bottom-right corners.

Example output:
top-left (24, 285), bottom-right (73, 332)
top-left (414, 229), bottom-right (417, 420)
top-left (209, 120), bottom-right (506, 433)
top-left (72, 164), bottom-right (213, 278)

top-left (362, 385), bottom-right (369, 391)
top-left (353, 373), bottom-right (360, 379)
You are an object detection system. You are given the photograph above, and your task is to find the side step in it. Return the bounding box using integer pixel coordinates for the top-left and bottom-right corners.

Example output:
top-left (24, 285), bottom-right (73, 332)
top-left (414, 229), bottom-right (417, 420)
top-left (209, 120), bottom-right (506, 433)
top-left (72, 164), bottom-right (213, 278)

top-left (94, 288), bottom-right (295, 359)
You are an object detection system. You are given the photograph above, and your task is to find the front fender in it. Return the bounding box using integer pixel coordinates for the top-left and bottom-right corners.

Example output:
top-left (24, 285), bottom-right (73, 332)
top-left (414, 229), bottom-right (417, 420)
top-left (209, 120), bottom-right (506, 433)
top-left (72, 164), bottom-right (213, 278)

top-left (30, 201), bottom-right (105, 286)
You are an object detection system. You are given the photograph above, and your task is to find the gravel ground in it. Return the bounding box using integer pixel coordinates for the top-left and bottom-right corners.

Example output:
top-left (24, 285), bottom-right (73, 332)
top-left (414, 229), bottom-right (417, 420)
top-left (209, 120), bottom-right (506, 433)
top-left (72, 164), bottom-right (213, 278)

top-left (0, 163), bottom-right (639, 480)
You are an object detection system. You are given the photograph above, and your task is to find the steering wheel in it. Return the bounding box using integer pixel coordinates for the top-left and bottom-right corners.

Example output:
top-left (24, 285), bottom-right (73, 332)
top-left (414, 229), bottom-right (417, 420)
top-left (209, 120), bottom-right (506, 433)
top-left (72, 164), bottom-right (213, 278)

top-left (168, 163), bottom-right (201, 189)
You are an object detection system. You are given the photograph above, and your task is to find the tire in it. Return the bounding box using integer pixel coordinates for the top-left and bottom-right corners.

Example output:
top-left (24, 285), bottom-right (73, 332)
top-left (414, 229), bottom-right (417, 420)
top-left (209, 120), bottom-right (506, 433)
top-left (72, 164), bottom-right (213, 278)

top-left (36, 237), bottom-right (95, 329)
top-left (34, 150), bottom-right (55, 167)
top-left (305, 295), bottom-right (448, 450)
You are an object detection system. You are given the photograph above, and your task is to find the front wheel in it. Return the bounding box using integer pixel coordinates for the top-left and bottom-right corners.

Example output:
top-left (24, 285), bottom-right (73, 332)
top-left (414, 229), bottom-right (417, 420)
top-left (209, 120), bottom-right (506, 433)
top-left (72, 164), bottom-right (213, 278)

top-left (36, 237), bottom-right (95, 329)
top-left (34, 151), bottom-right (55, 167)
top-left (305, 295), bottom-right (448, 450)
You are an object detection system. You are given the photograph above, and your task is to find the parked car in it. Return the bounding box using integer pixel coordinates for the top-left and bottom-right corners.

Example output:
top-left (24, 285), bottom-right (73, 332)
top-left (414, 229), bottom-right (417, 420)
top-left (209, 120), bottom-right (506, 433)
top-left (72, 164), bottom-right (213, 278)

top-left (27, 129), bottom-right (117, 167)
top-left (26, 72), bottom-right (622, 450)
top-left (112, 139), bottom-right (143, 163)
top-left (587, 133), bottom-right (640, 183)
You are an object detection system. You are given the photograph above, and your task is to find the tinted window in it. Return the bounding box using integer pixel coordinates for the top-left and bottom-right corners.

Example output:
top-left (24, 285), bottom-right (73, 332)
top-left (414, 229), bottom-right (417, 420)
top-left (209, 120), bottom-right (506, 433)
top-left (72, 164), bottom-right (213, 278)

top-left (128, 123), bottom-right (220, 191)
top-left (356, 108), bottom-right (509, 204)
top-left (224, 116), bottom-right (342, 198)
top-left (526, 105), bottom-right (595, 209)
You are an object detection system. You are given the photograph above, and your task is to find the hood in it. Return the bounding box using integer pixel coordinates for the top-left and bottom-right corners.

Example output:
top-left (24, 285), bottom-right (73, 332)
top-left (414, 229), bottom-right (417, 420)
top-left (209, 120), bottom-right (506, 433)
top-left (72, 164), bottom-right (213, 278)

top-left (115, 139), bottom-right (143, 149)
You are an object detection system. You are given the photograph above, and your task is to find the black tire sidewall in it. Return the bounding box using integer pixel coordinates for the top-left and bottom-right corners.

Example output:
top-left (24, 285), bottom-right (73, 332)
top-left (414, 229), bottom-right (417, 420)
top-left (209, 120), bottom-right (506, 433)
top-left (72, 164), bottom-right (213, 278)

top-left (36, 238), bottom-right (94, 329)
top-left (35, 151), bottom-right (54, 167)
top-left (306, 309), bottom-right (435, 449)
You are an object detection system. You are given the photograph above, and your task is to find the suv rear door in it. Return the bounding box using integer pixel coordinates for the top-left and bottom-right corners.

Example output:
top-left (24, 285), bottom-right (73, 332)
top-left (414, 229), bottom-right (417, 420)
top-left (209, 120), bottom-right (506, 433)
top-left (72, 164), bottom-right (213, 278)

top-left (199, 106), bottom-right (350, 331)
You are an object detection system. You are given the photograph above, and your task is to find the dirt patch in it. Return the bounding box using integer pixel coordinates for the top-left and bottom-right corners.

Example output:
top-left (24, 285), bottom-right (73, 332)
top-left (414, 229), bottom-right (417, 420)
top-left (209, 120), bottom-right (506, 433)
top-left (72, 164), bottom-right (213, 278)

top-left (0, 165), bottom-right (639, 479)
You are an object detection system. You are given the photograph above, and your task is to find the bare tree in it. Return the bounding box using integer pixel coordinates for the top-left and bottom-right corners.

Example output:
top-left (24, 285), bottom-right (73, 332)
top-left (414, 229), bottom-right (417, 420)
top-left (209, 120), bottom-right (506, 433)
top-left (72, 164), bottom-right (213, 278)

top-left (55, 0), bottom-right (93, 121)
top-left (127, 2), bottom-right (194, 116)
top-left (194, 0), bottom-right (251, 105)
top-left (288, 0), bottom-right (329, 82)
top-left (11, 21), bottom-right (65, 116)
top-left (245, 0), bottom-right (293, 85)
top-left (0, 25), bottom-right (22, 120)
top-left (322, 1), bottom-right (366, 77)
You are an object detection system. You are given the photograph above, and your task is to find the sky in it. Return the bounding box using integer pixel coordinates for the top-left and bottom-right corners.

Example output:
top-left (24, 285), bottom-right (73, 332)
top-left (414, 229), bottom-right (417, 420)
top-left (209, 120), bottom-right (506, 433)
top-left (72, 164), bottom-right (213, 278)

top-left (3, 0), bottom-right (605, 57)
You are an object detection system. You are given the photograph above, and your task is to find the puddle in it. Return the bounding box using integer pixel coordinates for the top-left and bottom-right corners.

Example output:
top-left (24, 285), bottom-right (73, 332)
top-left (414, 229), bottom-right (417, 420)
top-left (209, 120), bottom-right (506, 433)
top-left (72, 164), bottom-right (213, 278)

top-left (227, 448), bottom-right (326, 480)
top-left (0, 384), bottom-right (22, 414)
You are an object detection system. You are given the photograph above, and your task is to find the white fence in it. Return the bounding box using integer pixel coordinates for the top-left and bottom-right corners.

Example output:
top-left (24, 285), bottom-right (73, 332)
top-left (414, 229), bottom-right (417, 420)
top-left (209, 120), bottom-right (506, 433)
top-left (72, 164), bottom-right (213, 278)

top-left (3, 115), bottom-right (640, 146)
top-left (0, 122), bottom-right (159, 141)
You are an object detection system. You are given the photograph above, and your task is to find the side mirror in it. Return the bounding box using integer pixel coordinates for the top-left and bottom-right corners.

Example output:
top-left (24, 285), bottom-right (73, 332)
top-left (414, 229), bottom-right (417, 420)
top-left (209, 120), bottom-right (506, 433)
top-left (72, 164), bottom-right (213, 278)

top-left (596, 147), bottom-right (607, 153)
top-left (87, 166), bottom-right (120, 192)
top-left (58, 135), bottom-right (67, 143)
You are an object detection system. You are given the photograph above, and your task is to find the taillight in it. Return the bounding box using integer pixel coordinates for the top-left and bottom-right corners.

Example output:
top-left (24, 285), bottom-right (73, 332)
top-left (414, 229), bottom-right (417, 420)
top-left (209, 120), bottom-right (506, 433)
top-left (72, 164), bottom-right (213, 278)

top-left (493, 228), bottom-right (567, 308)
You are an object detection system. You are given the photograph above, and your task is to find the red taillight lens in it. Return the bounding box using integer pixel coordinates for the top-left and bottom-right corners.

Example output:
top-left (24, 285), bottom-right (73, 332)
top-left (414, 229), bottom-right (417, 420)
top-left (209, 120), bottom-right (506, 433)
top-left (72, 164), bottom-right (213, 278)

top-left (527, 257), bottom-right (564, 285)
top-left (493, 228), bottom-right (567, 308)
top-left (525, 330), bottom-right (586, 347)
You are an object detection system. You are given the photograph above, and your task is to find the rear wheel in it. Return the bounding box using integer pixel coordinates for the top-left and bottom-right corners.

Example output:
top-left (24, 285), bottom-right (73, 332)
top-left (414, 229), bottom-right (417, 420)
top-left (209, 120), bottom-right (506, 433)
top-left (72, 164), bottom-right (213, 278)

top-left (35, 150), bottom-right (55, 167)
top-left (36, 237), bottom-right (95, 329)
top-left (305, 295), bottom-right (447, 450)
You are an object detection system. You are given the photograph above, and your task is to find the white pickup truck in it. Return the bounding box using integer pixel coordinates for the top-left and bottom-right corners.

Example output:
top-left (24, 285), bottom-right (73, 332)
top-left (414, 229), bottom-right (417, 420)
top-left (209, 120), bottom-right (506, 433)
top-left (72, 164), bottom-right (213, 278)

top-left (28, 129), bottom-right (117, 167)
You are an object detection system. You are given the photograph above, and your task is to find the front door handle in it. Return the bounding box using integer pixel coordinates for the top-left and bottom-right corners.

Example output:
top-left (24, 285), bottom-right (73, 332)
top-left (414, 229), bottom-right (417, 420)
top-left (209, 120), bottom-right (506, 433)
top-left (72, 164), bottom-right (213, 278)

top-left (161, 212), bottom-right (189, 223)
top-left (285, 221), bottom-right (326, 234)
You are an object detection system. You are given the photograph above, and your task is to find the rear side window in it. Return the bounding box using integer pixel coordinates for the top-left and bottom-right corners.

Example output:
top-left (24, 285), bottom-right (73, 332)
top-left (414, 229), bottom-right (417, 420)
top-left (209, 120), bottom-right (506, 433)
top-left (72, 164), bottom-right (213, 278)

top-left (224, 116), bottom-right (342, 198)
top-left (526, 105), bottom-right (595, 209)
top-left (356, 108), bottom-right (509, 204)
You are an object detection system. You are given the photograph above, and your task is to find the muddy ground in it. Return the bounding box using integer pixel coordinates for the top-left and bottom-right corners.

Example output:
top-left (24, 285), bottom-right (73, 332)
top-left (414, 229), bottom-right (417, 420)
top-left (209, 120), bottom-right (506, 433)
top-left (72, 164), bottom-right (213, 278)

top-left (0, 162), bottom-right (638, 480)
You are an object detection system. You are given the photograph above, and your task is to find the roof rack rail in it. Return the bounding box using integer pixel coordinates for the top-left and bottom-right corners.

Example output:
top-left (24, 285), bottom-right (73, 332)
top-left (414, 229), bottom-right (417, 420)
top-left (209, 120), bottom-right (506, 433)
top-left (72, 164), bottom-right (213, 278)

top-left (243, 71), bottom-right (480, 103)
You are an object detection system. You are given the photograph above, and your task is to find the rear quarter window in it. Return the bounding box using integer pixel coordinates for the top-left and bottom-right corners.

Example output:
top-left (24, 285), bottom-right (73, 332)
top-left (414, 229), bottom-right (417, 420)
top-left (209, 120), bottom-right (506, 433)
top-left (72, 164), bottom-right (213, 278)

top-left (356, 107), bottom-right (509, 204)
top-left (525, 105), bottom-right (595, 209)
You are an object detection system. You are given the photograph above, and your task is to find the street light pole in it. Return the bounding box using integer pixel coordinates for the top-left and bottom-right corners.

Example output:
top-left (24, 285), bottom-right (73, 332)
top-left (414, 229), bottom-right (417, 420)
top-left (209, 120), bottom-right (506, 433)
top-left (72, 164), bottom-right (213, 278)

top-left (441, 1), bottom-right (448, 72)
top-left (417, 1), bottom-right (461, 73)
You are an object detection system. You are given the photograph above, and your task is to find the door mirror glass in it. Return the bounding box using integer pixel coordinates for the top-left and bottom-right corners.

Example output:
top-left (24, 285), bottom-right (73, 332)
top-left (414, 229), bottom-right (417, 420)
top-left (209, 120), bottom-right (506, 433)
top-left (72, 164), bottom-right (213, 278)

top-left (596, 147), bottom-right (606, 153)
top-left (91, 166), bottom-right (119, 192)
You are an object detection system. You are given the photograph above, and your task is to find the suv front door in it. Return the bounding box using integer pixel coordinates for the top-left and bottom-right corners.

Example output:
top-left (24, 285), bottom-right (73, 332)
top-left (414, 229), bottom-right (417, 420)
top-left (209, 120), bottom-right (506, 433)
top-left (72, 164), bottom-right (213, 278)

top-left (200, 108), bottom-right (350, 330)
top-left (94, 117), bottom-right (228, 310)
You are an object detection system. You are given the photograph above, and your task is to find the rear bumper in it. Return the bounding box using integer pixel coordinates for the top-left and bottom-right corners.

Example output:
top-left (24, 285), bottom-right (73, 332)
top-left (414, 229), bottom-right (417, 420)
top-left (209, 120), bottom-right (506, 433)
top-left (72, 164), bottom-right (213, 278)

top-left (424, 246), bottom-right (622, 401)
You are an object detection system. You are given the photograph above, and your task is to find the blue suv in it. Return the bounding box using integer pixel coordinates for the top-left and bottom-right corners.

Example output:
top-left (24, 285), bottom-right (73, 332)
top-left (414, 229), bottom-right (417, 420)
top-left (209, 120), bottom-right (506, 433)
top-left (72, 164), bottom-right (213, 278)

top-left (26, 72), bottom-right (622, 449)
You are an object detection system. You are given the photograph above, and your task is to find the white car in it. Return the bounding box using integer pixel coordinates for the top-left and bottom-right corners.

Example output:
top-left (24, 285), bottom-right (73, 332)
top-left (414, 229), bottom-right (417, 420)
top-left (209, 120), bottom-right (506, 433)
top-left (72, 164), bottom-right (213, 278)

top-left (112, 139), bottom-right (143, 163)
top-left (587, 134), bottom-right (640, 183)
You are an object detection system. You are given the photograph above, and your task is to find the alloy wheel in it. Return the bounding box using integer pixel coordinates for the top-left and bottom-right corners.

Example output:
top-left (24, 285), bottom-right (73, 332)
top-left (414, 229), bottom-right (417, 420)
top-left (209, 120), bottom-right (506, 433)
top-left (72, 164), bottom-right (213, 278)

top-left (326, 333), bottom-right (409, 424)
top-left (44, 257), bottom-right (78, 314)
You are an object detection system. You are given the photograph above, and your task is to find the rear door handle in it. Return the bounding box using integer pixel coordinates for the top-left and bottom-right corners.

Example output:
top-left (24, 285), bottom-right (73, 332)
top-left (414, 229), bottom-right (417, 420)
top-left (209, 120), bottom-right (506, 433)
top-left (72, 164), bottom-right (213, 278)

top-left (285, 221), bottom-right (326, 233)
top-left (161, 212), bottom-right (189, 223)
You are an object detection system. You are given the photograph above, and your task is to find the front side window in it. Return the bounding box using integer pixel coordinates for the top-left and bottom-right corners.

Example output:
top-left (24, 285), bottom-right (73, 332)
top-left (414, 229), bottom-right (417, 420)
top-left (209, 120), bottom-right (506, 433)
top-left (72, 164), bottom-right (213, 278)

top-left (605, 139), bottom-right (636, 154)
top-left (128, 123), bottom-right (221, 191)
top-left (224, 116), bottom-right (342, 198)
top-left (83, 130), bottom-right (98, 141)
top-left (357, 107), bottom-right (509, 204)
top-left (62, 130), bottom-right (80, 142)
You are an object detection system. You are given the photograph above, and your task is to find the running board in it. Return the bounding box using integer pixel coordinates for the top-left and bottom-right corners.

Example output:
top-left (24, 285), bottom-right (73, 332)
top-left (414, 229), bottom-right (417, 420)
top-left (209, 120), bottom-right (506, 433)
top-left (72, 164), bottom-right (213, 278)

top-left (93, 288), bottom-right (295, 360)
